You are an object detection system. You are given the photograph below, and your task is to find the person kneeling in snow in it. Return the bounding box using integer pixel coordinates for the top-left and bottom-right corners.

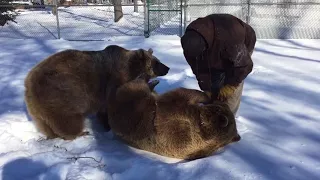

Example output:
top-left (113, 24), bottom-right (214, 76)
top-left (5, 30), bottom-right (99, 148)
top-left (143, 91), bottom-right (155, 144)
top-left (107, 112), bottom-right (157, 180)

top-left (180, 13), bottom-right (256, 116)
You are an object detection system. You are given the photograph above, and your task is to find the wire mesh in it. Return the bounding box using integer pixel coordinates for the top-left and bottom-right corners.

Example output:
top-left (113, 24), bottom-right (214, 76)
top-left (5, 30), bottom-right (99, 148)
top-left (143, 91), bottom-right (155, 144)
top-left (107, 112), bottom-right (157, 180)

top-left (184, 3), bottom-right (247, 29)
top-left (147, 0), bottom-right (182, 36)
top-left (0, 3), bottom-right (145, 40)
top-left (57, 5), bottom-right (145, 40)
top-left (249, 1), bottom-right (320, 38)
top-left (184, 0), bottom-right (320, 39)
top-left (2, 0), bottom-right (320, 39)
top-left (0, 5), bottom-right (59, 39)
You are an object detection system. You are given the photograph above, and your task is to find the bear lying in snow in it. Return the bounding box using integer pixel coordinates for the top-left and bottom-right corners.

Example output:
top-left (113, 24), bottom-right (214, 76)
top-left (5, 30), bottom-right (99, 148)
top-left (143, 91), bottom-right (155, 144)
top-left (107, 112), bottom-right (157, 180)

top-left (107, 78), bottom-right (241, 160)
top-left (24, 45), bottom-right (169, 140)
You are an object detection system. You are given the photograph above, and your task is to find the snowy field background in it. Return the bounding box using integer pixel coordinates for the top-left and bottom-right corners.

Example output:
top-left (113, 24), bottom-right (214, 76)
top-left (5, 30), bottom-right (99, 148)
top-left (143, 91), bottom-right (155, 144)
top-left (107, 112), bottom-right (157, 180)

top-left (0, 5), bottom-right (146, 40)
top-left (0, 4), bottom-right (181, 40)
top-left (0, 4), bottom-right (320, 179)
top-left (0, 35), bottom-right (319, 180)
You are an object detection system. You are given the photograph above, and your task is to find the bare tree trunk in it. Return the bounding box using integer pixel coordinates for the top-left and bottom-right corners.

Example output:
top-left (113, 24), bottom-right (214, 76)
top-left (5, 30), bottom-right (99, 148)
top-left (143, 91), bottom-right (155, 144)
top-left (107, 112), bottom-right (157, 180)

top-left (133, 0), bottom-right (138, 12)
top-left (113, 0), bottom-right (123, 22)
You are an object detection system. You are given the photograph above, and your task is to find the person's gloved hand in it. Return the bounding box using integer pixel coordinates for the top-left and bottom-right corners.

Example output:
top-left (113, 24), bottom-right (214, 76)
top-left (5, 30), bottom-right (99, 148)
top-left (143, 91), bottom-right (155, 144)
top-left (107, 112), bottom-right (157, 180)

top-left (217, 84), bottom-right (237, 101)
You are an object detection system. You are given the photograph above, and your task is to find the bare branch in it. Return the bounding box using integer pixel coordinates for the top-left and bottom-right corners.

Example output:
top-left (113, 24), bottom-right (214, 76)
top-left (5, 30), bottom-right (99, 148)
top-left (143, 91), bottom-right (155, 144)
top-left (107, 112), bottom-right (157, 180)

top-left (67, 156), bottom-right (103, 164)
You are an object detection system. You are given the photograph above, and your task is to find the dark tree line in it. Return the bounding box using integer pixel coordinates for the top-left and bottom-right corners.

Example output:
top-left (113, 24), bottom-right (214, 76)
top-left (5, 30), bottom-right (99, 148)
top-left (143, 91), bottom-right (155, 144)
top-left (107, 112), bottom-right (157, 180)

top-left (0, 0), bottom-right (16, 26)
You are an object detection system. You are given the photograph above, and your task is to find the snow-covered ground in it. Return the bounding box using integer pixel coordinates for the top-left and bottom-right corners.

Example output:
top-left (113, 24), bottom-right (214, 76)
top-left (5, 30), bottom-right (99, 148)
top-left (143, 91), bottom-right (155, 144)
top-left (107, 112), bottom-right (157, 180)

top-left (0, 35), bottom-right (319, 180)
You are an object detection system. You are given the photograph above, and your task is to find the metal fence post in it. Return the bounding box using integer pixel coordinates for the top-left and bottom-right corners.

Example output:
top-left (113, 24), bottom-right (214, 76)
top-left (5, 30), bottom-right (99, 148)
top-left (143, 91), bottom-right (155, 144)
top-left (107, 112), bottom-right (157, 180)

top-left (183, 0), bottom-right (187, 35)
top-left (54, 0), bottom-right (61, 39)
top-left (246, 0), bottom-right (251, 24)
top-left (179, 0), bottom-right (183, 37)
top-left (144, 0), bottom-right (150, 38)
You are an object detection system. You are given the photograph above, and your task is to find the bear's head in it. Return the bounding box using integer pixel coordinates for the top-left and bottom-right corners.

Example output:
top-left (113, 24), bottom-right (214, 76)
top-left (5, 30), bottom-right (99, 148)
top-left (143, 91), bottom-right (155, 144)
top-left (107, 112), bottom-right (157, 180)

top-left (197, 101), bottom-right (241, 147)
top-left (103, 45), bottom-right (169, 85)
top-left (129, 48), bottom-right (170, 82)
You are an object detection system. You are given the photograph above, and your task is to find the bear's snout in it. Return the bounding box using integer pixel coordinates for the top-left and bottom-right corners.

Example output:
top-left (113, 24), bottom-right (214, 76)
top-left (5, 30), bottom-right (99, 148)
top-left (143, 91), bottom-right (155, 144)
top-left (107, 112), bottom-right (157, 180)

top-left (154, 62), bottom-right (170, 76)
top-left (232, 134), bottom-right (241, 142)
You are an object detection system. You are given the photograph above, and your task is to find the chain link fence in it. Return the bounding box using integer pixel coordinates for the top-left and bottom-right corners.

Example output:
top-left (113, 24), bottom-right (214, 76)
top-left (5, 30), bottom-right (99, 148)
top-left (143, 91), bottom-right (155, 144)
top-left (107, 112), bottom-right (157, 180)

top-left (145, 0), bottom-right (182, 37)
top-left (0, 1), bottom-right (145, 40)
top-left (249, 1), bottom-right (320, 38)
top-left (0, 4), bottom-right (59, 39)
top-left (184, 0), bottom-right (320, 39)
top-left (1, 0), bottom-right (320, 39)
top-left (57, 5), bottom-right (145, 40)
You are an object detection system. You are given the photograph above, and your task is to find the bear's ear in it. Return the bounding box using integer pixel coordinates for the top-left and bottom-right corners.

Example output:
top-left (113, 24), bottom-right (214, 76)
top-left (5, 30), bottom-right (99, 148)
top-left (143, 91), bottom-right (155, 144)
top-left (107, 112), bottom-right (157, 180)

top-left (136, 49), bottom-right (146, 59)
top-left (218, 115), bottom-right (229, 127)
top-left (148, 48), bottom-right (153, 54)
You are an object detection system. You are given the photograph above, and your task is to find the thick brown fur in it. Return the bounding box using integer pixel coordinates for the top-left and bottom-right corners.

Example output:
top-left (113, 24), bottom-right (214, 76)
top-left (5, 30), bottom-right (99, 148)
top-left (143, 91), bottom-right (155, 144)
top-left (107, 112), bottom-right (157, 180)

top-left (24, 45), bottom-right (169, 140)
top-left (107, 78), bottom-right (241, 160)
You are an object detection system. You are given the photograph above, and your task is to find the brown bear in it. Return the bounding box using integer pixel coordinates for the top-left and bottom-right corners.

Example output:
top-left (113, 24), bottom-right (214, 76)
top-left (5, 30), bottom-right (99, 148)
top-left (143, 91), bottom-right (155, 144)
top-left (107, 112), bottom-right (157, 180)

top-left (107, 78), bottom-right (241, 160)
top-left (24, 45), bottom-right (170, 140)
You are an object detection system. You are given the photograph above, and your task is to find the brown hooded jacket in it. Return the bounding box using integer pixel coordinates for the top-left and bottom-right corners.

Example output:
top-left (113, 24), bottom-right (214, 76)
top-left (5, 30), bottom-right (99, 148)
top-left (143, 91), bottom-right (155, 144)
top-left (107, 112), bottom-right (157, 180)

top-left (181, 14), bottom-right (256, 93)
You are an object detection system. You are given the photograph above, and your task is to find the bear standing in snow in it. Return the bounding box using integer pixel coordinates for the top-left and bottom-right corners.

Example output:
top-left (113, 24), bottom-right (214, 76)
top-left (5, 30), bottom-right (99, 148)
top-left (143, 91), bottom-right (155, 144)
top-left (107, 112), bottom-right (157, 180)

top-left (107, 78), bottom-right (241, 160)
top-left (24, 45), bottom-right (170, 140)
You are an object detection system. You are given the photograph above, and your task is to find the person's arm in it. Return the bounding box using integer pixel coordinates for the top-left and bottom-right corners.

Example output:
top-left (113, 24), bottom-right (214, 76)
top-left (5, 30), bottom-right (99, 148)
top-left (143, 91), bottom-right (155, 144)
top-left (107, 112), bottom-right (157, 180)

top-left (209, 70), bottom-right (225, 100)
top-left (217, 44), bottom-right (253, 101)
top-left (194, 68), bottom-right (226, 102)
